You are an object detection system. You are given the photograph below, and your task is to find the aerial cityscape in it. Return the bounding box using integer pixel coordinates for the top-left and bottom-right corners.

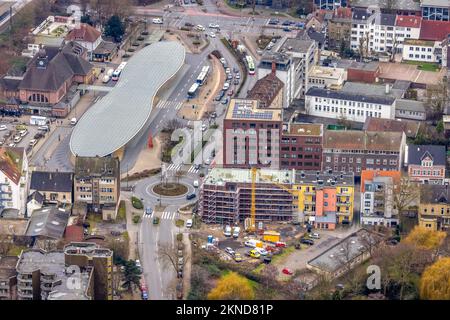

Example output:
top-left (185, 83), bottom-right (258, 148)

top-left (1, 0), bottom-right (450, 304)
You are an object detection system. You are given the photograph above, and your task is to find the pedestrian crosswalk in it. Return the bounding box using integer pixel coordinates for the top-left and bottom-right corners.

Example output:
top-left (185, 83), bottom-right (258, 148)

top-left (161, 211), bottom-right (179, 220)
top-left (155, 100), bottom-right (183, 110)
top-left (166, 163), bottom-right (182, 171)
top-left (143, 212), bottom-right (153, 219)
top-left (187, 165), bottom-right (199, 173)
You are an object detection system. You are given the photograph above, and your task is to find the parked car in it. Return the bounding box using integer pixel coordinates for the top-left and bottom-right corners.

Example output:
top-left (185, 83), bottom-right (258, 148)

top-left (19, 130), bottom-right (28, 137)
top-left (195, 24), bottom-right (205, 31)
top-left (225, 247), bottom-right (235, 256)
top-left (0, 125), bottom-right (7, 131)
top-left (283, 27), bottom-right (291, 32)
top-left (38, 125), bottom-right (49, 131)
top-left (208, 23), bottom-right (220, 29)
top-left (221, 98), bottom-right (229, 105)
top-left (226, 73), bottom-right (233, 80)
top-left (222, 82), bottom-right (230, 90)
top-left (309, 232), bottom-right (320, 239)
top-left (145, 207), bottom-right (153, 216)
top-left (300, 238), bottom-right (314, 245)
top-left (185, 22), bottom-right (194, 27)
top-left (234, 253), bottom-right (242, 262)
top-left (248, 249), bottom-right (260, 259)
top-left (233, 79), bottom-right (239, 85)
top-left (13, 136), bottom-right (21, 143)
top-left (220, 57), bottom-right (226, 65)
top-left (235, 73), bottom-right (240, 79)
top-left (29, 139), bottom-right (37, 147)
top-left (209, 32), bottom-right (216, 38)
top-left (186, 219), bottom-right (193, 228)
top-left (178, 257), bottom-right (184, 265)
top-left (255, 247), bottom-right (268, 256)
top-left (152, 18), bottom-right (163, 24)
top-left (153, 217), bottom-right (160, 225)
top-left (227, 89), bottom-right (234, 96)
top-left (225, 67), bottom-right (231, 74)
top-left (135, 260), bottom-right (142, 269)
top-left (263, 256), bottom-right (272, 264)
top-left (8, 143), bottom-right (16, 147)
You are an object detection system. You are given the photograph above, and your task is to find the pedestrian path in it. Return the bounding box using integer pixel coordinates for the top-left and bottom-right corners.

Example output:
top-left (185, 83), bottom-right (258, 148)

top-left (160, 211), bottom-right (179, 220)
top-left (155, 100), bottom-right (183, 110)
top-left (166, 163), bottom-right (182, 171)
top-left (187, 165), bottom-right (199, 173)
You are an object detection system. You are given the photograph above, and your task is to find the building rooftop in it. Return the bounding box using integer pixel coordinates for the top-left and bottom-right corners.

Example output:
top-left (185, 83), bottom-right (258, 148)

top-left (0, 256), bottom-right (19, 280)
top-left (407, 144), bottom-right (446, 166)
top-left (30, 171), bottom-right (73, 193)
top-left (65, 23), bottom-right (101, 43)
top-left (64, 242), bottom-right (113, 258)
top-left (421, 0), bottom-right (450, 7)
top-left (363, 117), bottom-right (420, 138)
top-left (352, 8), bottom-right (373, 22)
top-left (294, 171), bottom-right (354, 187)
top-left (350, 0), bottom-right (421, 11)
top-left (225, 99), bottom-right (282, 122)
top-left (306, 87), bottom-right (396, 105)
top-left (309, 65), bottom-right (346, 80)
top-left (285, 123), bottom-right (323, 136)
top-left (404, 38), bottom-right (436, 47)
top-left (204, 168), bottom-right (295, 186)
top-left (348, 61), bottom-right (380, 72)
top-left (70, 41), bottom-right (185, 157)
top-left (279, 37), bottom-right (315, 54)
top-left (420, 184), bottom-right (450, 204)
top-left (25, 206), bottom-right (70, 239)
top-left (395, 15), bottom-right (422, 28)
top-left (74, 156), bottom-right (119, 178)
top-left (395, 99), bottom-right (426, 113)
top-left (307, 229), bottom-right (382, 273)
top-left (360, 170), bottom-right (401, 192)
top-left (342, 82), bottom-right (405, 99)
top-left (420, 19), bottom-right (450, 41)
top-left (324, 130), bottom-right (404, 151)
top-left (247, 72), bottom-right (284, 109)
top-left (374, 13), bottom-right (397, 26)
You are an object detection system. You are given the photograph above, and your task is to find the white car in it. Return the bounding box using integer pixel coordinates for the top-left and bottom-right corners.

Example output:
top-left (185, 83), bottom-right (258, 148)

top-left (8, 143), bottom-right (16, 147)
top-left (201, 124), bottom-right (207, 132)
top-left (152, 18), bottom-right (163, 24)
top-left (255, 247), bottom-right (268, 256)
top-left (225, 67), bottom-right (231, 74)
top-left (195, 25), bottom-right (205, 31)
top-left (222, 82), bottom-right (230, 90)
top-left (38, 125), bottom-right (49, 131)
top-left (19, 130), bottom-right (28, 137)
top-left (209, 32), bottom-right (216, 38)
top-left (204, 158), bottom-right (211, 165)
top-left (13, 136), bottom-right (21, 143)
top-left (193, 180), bottom-right (199, 188)
top-left (309, 232), bottom-right (320, 239)
top-left (135, 260), bottom-right (142, 268)
top-left (208, 23), bottom-right (219, 29)
top-left (29, 139), bottom-right (37, 147)
top-left (219, 57), bottom-right (226, 65)
top-left (0, 125), bottom-right (7, 131)
top-left (235, 73), bottom-right (240, 79)
top-left (225, 247), bottom-right (235, 256)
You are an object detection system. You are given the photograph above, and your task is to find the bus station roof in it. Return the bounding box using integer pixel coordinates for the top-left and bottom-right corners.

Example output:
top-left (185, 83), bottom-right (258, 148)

top-left (70, 41), bottom-right (185, 157)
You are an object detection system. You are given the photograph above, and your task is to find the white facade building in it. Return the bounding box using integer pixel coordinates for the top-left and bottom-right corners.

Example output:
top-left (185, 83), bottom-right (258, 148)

top-left (402, 39), bottom-right (441, 62)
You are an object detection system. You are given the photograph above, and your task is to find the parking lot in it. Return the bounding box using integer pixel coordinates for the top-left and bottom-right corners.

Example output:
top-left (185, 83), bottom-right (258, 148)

top-left (0, 120), bottom-right (45, 153)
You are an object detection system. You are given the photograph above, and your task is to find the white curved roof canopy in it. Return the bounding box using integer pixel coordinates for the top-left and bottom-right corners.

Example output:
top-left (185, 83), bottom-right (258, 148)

top-left (70, 41), bottom-right (185, 157)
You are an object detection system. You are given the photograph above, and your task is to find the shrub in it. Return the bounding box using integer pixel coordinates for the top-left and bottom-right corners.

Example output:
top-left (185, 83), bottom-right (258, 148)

top-left (177, 233), bottom-right (183, 242)
top-left (131, 196), bottom-right (143, 209)
top-left (132, 215), bottom-right (141, 224)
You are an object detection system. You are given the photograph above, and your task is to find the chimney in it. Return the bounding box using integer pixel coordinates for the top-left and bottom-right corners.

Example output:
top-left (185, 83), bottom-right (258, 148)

top-left (385, 83), bottom-right (390, 94)
top-left (271, 60), bottom-right (276, 75)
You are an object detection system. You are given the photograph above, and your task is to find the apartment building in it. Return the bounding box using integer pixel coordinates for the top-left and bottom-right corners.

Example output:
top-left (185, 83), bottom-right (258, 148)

top-left (360, 170), bottom-right (401, 227)
top-left (64, 242), bottom-right (113, 300)
top-left (322, 130), bottom-right (406, 176)
top-left (258, 53), bottom-right (295, 107)
top-left (407, 145), bottom-right (446, 184)
top-left (278, 37), bottom-right (317, 98)
top-left (0, 147), bottom-right (29, 216)
top-left (74, 156), bottom-right (120, 220)
top-left (247, 68), bottom-right (284, 109)
top-left (350, 8), bottom-right (373, 52)
top-left (314, 0), bottom-right (347, 10)
top-left (327, 7), bottom-right (353, 51)
top-left (294, 171), bottom-right (355, 227)
top-left (16, 249), bottom-right (93, 300)
top-left (421, 0), bottom-right (450, 21)
top-left (419, 184), bottom-right (450, 230)
top-left (395, 99), bottom-right (427, 121)
top-left (0, 256), bottom-right (18, 300)
top-left (223, 99), bottom-right (282, 169)
top-left (280, 123), bottom-right (323, 171)
top-left (29, 171), bottom-right (73, 206)
top-left (308, 65), bottom-right (347, 90)
top-left (200, 168), bottom-right (295, 224)
top-left (305, 86), bottom-right (396, 123)
top-left (402, 39), bottom-right (441, 63)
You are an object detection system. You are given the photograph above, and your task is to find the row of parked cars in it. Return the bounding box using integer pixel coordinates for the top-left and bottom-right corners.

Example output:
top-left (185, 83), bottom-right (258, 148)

top-left (268, 18), bottom-right (305, 31)
top-left (215, 58), bottom-right (240, 105)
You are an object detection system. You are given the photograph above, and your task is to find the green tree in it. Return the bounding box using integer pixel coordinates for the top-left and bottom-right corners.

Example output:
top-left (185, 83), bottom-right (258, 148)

top-left (436, 119), bottom-right (444, 134)
top-left (104, 15), bottom-right (125, 42)
top-left (122, 260), bottom-right (142, 291)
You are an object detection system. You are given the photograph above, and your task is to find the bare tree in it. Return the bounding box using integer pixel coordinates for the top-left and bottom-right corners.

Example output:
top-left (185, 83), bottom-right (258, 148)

top-left (393, 175), bottom-right (420, 228)
top-left (425, 76), bottom-right (449, 120)
top-left (0, 234), bottom-right (13, 256)
top-left (158, 242), bottom-right (189, 274)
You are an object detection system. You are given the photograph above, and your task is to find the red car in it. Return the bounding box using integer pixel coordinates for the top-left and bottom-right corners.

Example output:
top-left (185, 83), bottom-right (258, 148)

top-left (227, 89), bottom-right (234, 96)
top-left (282, 268), bottom-right (294, 275)
top-left (275, 242), bottom-right (287, 248)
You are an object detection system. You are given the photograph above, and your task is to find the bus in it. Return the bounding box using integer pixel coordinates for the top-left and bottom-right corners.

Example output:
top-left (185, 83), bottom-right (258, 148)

top-left (245, 55), bottom-right (255, 75)
top-left (196, 65), bottom-right (210, 85)
top-left (187, 83), bottom-right (200, 98)
top-left (112, 62), bottom-right (127, 81)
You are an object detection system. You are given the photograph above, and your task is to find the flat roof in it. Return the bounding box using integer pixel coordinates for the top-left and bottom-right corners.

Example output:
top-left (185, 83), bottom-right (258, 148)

top-left (225, 99), bottom-right (282, 122)
top-left (204, 168), bottom-right (295, 186)
top-left (70, 41), bottom-right (185, 157)
top-left (285, 123), bottom-right (323, 136)
top-left (309, 65), bottom-right (346, 80)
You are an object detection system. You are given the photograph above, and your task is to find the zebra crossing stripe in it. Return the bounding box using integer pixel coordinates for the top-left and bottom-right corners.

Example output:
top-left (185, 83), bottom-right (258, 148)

top-left (175, 102), bottom-right (183, 110)
top-left (187, 166), bottom-right (198, 173)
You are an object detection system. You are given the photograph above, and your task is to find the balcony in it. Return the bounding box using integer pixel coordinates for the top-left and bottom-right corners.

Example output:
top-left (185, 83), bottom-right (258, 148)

top-left (336, 202), bottom-right (352, 207)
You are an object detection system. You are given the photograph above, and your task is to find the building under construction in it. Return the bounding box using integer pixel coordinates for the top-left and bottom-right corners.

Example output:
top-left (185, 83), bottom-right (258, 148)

top-left (200, 168), bottom-right (294, 225)
top-left (200, 168), bottom-right (355, 226)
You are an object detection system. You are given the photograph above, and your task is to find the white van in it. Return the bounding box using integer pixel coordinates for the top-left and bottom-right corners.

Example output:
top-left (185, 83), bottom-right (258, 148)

top-left (70, 118), bottom-right (77, 125)
top-left (223, 225), bottom-right (232, 237)
top-left (232, 227), bottom-right (240, 238)
top-left (193, 180), bottom-right (199, 188)
top-left (186, 219), bottom-right (193, 228)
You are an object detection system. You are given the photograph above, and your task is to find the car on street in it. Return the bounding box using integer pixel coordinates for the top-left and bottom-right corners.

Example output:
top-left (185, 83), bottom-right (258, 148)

top-left (225, 247), bottom-right (235, 256)
top-left (235, 73), bottom-right (240, 79)
top-left (185, 22), bottom-right (194, 27)
top-left (186, 219), bottom-right (193, 228)
top-left (221, 97), bottom-right (229, 105)
top-left (152, 18), bottom-right (163, 24)
top-left (194, 163), bottom-right (201, 170)
top-left (193, 180), bottom-right (199, 188)
top-left (13, 136), bottom-right (21, 143)
top-left (201, 123), bottom-right (207, 132)
top-left (8, 143), bottom-right (16, 147)
top-left (233, 79), bottom-right (239, 86)
top-left (282, 268), bottom-right (293, 275)
top-left (220, 57), bottom-right (226, 65)
top-left (226, 73), bottom-right (233, 80)
top-left (195, 25), bottom-right (205, 31)
top-left (204, 157), bottom-right (211, 165)
top-left (282, 20), bottom-right (292, 26)
top-left (255, 248), bottom-right (268, 256)
top-left (19, 130), bottom-right (28, 137)
top-left (186, 193), bottom-right (196, 200)
top-left (227, 89), bottom-right (234, 96)
top-left (283, 27), bottom-right (291, 32)
top-left (248, 249), bottom-right (261, 259)
top-left (29, 139), bottom-right (37, 147)
top-left (268, 18), bottom-right (279, 25)
top-left (209, 32), bottom-right (216, 38)
top-left (263, 256), bottom-right (272, 264)
top-left (135, 260), bottom-right (142, 269)
top-left (142, 290), bottom-right (148, 300)
top-left (178, 257), bottom-right (184, 265)
top-left (38, 125), bottom-right (49, 131)
top-left (145, 207), bottom-right (153, 216)
top-left (222, 82), bottom-right (230, 90)
top-left (153, 217), bottom-right (160, 225)
top-left (0, 125), bottom-right (6, 131)
top-left (208, 23), bottom-right (219, 29)
top-left (225, 67), bottom-right (231, 74)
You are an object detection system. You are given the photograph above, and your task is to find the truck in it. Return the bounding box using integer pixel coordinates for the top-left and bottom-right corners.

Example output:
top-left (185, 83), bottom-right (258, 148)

top-left (232, 227), bottom-right (240, 238)
top-left (223, 225), bottom-right (232, 237)
top-left (29, 115), bottom-right (48, 126)
top-left (244, 239), bottom-right (263, 248)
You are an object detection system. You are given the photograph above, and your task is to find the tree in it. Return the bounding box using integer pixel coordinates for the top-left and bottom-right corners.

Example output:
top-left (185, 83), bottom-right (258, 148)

top-left (0, 234), bottom-right (13, 255)
top-left (393, 176), bottom-right (420, 229)
top-left (104, 15), bottom-right (125, 42)
top-left (257, 265), bottom-right (280, 299)
top-left (404, 226), bottom-right (446, 251)
top-left (420, 257), bottom-right (450, 300)
top-left (158, 242), bottom-right (189, 274)
top-left (122, 260), bottom-right (142, 291)
top-left (207, 272), bottom-right (255, 300)
top-left (436, 119), bottom-right (444, 134)
top-left (425, 76), bottom-right (449, 120)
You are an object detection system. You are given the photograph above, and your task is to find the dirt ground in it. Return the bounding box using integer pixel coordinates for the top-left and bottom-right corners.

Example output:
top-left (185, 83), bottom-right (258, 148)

top-left (379, 62), bottom-right (446, 85)
top-left (123, 136), bottom-right (162, 179)
top-left (164, 31), bottom-right (194, 54)
top-left (177, 56), bottom-right (225, 121)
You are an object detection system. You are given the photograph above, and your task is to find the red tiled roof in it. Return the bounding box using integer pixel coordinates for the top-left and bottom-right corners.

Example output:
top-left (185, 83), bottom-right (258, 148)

top-left (395, 15), bottom-right (422, 28)
top-left (360, 170), bottom-right (401, 193)
top-left (66, 23), bottom-right (101, 43)
top-left (64, 225), bottom-right (84, 242)
top-left (334, 7), bottom-right (352, 20)
top-left (420, 20), bottom-right (450, 41)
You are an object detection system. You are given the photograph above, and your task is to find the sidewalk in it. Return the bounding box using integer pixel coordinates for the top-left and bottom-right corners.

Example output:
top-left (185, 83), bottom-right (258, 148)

top-left (124, 197), bottom-right (140, 260)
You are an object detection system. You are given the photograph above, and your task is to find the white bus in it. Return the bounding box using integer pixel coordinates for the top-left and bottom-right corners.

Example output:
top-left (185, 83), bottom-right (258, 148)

top-left (112, 62), bottom-right (127, 81)
top-left (196, 65), bottom-right (210, 85)
top-left (187, 82), bottom-right (200, 98)
top-left (245, 55), bottom-right (255, 75)
top-left (29, 116), bottom-right (48, 126)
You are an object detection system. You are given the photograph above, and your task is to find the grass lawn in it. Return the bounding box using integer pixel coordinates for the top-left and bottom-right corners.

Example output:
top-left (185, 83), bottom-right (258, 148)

top-left (8, 245), bottom-right (28, 256)
top-left (117, 200), bottom-right (126, 221)
top-left (175, 219), bottom-right (185, 228)
top-left (404, 60), bottom-right (440, 72)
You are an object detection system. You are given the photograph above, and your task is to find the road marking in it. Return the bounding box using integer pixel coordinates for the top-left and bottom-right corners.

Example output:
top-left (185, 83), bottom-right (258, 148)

top-left (187, 165), bottom-right (199, 173)
top-left (156, 100), bottom-right (183, 110)
top-left (166, 163), bottom-right (182, 171)
top-left (160, 211), bottom-right (177, 220)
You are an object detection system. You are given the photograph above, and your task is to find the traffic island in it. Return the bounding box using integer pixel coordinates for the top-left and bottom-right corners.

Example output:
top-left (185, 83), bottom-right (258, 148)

top-left (153, 182), bottom-right (188, 197)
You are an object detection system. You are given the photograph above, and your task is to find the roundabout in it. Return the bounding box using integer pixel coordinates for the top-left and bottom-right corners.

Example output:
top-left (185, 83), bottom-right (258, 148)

top-left (152, 182), bottom-right (188, 197)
